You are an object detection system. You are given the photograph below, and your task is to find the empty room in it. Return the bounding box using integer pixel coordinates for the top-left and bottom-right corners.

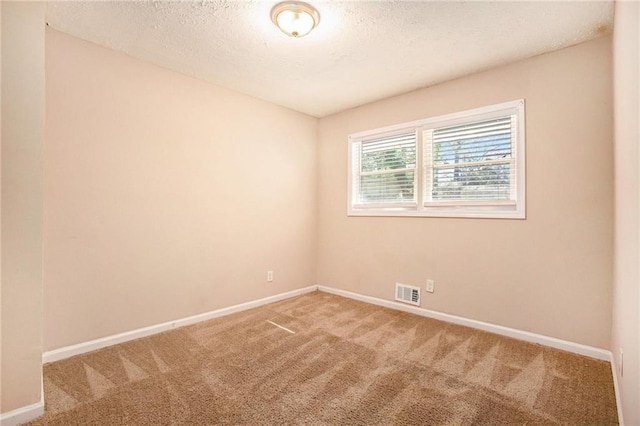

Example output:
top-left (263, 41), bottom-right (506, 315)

top-left (1, 0), bottom-right (639, 425)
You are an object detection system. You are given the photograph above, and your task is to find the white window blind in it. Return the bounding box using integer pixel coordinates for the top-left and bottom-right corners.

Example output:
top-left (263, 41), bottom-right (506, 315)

top-left (424, 115), bottom-right (517, 205)
top-left (351, 131), bottom-right (417, 208)
top-left (348, 99), bottom-right (525, 218)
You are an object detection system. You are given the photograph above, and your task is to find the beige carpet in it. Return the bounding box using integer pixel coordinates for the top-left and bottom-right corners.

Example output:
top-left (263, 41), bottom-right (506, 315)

top-left (28, 291), bottom-right (618, 425)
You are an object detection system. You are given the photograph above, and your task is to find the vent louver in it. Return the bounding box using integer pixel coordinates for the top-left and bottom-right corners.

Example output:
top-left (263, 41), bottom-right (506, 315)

top-left (395, 283), bottom-right (421, 306)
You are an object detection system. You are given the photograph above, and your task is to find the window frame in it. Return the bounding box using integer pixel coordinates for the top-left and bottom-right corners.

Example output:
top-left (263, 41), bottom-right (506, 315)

top-left (347, 99), bottom-right (526, 219)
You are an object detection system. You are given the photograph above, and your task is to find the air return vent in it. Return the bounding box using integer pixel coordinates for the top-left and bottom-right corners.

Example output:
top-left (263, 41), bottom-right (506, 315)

top-left (395, 283), bottom-right (420, 306)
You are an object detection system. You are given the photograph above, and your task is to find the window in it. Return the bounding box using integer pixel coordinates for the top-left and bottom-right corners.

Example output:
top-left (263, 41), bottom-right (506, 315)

top-left (348, 100), bottom-right (525, 218)
top-left (350, 131), bottom-right (417, 208)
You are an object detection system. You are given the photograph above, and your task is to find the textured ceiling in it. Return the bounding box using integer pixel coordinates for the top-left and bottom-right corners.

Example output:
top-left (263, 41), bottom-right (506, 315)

top-left (46, 1), bottom-right (614, 117)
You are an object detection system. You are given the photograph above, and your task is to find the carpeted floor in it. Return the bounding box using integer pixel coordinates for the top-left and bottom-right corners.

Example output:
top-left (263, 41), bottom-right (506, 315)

top-left (28, 291), bottom-right (618, 425)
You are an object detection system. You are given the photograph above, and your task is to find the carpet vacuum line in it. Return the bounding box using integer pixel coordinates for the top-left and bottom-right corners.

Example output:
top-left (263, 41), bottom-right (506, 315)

top-left (266, 320), bottom-right (296, 334)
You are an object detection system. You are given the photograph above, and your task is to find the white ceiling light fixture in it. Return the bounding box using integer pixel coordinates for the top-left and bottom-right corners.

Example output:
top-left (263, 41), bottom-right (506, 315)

top-left (270, 1), bottom-right (320, 38)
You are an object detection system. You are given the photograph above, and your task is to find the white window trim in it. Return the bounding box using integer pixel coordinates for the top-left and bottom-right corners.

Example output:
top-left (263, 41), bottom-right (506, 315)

top-left (347, 99), bottom-right (526, 219)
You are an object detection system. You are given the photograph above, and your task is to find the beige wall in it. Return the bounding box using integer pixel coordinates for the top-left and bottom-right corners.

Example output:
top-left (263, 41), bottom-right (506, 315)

top-left (612, 1), bottom-right (640, 424)
top-left (317, 36), bottom-right (614, 349)
top-left (1, 1), bottom-right (46, 414)
top-left (44, 30), bottom-right (317, 351)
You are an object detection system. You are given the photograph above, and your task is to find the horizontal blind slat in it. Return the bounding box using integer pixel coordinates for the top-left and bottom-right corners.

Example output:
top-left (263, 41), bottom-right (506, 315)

top-left (434, 117), bottom-right (511, 136)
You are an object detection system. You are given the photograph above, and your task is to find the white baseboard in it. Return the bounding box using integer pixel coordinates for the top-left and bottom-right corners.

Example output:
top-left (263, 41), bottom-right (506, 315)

top-left (609, 354), bottom-right (625, 425)
top-left (0, 400), bottom-right (44, 426)
top-left (43, 286), bottom-right (317, 364)
top-left (317, 285), bottom-right (611, 361)
top-left (43, 284), bottom-right (612, 363)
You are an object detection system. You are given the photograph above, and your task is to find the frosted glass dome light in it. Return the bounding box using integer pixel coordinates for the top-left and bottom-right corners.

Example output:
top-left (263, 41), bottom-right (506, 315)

top-left (271, 2), bottom-right (320, 38)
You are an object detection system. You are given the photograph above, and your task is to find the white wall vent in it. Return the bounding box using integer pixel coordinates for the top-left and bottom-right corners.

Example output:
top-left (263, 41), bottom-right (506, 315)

top-left (395, 283), bottom-right (420, 306)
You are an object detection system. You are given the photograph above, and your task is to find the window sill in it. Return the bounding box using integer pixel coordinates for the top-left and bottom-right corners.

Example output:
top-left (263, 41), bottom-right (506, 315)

top-left (348, 204), bottom-right (525, 219)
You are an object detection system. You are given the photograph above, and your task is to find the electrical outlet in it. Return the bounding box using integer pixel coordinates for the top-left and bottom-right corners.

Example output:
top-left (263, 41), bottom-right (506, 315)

top-left (619, 348), bottom-right (623, 376)
top-left (267, 271), bottom-right (274, 282)
top-left (426, 279), bottom-right (435, 293)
